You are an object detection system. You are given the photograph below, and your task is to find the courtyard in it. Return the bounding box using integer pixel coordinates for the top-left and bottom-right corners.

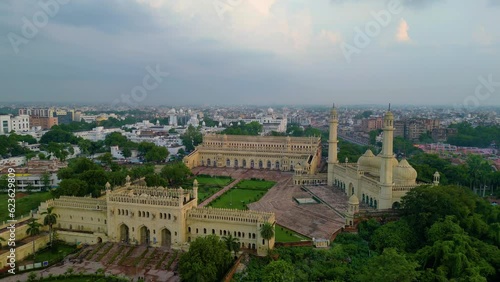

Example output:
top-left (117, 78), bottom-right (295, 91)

top-left (193, 167), bottom-right (349, 241)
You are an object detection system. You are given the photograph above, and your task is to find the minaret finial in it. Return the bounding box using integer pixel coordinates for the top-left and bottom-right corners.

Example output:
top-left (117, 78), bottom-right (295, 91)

top-left (333, 102), bottom-right (335, 109)
top-left (388, 103), bottom-right (391, 111)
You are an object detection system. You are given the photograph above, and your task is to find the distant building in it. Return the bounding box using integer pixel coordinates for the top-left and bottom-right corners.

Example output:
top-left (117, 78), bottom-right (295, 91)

top-left (74, 127), bottom-right (123, 142)
top-left (431, 128), bottom-right (458, 142)
top-left (0, 115), bottom-right (11, 134)
top-left (11, 115), bottom-right (30, 132)
top-left (29, 116), bottom-right (58, 130)
top-left (53, 109), bottom-right (74, 124)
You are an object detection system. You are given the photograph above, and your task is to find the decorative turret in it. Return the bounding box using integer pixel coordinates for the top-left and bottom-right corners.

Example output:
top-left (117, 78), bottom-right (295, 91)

top-left (433, 171), bottom-right (440, 186)
top-left (193, 179), bottom-right (199, 206)
top-left (125, 175), bottom-right (131, 186)
top-left (327, 103), bottom-right (339, 186)
top-left (346, 194), bottom-right (359, 226)
top-left (105, 182), bottom-right (111, 191)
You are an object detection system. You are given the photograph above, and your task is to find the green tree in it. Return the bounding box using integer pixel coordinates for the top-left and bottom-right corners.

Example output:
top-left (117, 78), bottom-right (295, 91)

top-left (262, 260), bottom-right (295, 282)
top-left (26, 218), bottom-right (42, 262)
top-left (53, 178), bottom-right (89, 197)
top-left (78, 139), bottom-right (92, 155)
top-left (178, 235), bottom-right (232, 282)
top-left (144, 146), bottom-right (169, 163)
top-left (41, 172), bottom-right (51, 191)
top-left (104, 132), bottom-right (128, 147)
top-left (41, 207), bottom-right (59, 248)
top-left (356, 248), bottom-right (419, 282)
top-left (370, 219), bottom-right (417, 253)
top-left (222, 234), bottom-right (240, 257)
top-left (98, 152), bottom-right (114, 167)
top-left (160, 162), bottom-right (192, 187)
top-left (40, 127), bottom-right (78, 144)
top-left (122, 147), bottom-right (132, 158)
top-left (260, 222), bottom-right (275, 255)
top-left (181, 125), bottom-right (202, 152)
top-left (145, 173), bottom-right (168, 187)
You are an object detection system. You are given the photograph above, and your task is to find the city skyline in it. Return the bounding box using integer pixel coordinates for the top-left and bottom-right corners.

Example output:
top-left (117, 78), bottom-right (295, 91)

top-left (1, 0), bottom-right (499, 106)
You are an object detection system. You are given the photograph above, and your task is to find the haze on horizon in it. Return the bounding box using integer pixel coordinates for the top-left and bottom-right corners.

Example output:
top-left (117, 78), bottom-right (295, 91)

top-left (1, 0), bottom-right (499, 107)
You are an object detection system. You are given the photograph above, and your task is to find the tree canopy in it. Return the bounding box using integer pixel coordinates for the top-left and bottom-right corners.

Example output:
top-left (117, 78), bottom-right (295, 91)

top-left (178, 235), bottom-right (232, 282)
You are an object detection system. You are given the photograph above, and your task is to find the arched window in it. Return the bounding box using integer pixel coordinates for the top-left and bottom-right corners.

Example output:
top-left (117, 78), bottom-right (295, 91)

top-left (204, 228), bottom-right (207, 234)
top-left (226, 159), bottom-right (230, 167)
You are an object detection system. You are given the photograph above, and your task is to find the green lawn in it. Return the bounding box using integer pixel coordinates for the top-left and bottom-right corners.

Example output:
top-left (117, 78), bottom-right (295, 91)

top-left (275, 225), bottom-right (310, 242)
top-left (235, 179), bottom-right (275, 190)
top-left (195, 176), bottom-right (233, 187)
top-left (198, 187), bottom-right (221, 202)
top-left (195, 176), bottom-right (234, 202)
top-left (208, 179), bottom-right (276, 210)
top-left (0, 192), bottom-right (53, 222)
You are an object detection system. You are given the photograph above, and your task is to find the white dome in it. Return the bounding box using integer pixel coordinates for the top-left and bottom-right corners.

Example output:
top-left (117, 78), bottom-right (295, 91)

top-left (394, 159), bottom-right (417, 185)
top-left (267, 108), bottom-right (274, 114)
top-left (348, 194), bottom-right (359, 205)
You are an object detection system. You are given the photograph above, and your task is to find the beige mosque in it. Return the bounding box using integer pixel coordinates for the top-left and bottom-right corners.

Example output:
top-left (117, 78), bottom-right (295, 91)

top-left (0, 104), bottom-right (438, 268)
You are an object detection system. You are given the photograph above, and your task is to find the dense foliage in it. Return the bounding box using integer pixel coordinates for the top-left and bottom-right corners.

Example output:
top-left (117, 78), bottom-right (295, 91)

top-left (0, 133), bottom-right (37, 157)
top-left (180, 125), bottom-right (203, 152)
top-left (222, 121), bottom-right (263, 136)
top-left (447, 122), bottom-right (500, 148)
top-left (179, 235), bottom-right (233, 282)
top-left (236, 185), bottom-right (500, 282)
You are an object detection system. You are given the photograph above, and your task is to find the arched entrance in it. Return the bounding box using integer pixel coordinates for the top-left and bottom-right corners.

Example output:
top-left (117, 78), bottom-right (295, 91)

top-left (349, 183), bottom-right (354, 195)
top-left (267, 160), bottom-right (271, 169)
top-left (139, 226), bottom-right (151, 245)
top-left (275, 161), bottom-right (280, 170)
top-left (207, 158), bottom-right (211, 166)
top-left (119, 224), bottom-right (129, 243)
top-left (250, 160), bottom-right (254, 168)
top-left (258, 160), bottom-right (263, 169)
top-left (242, 159), bottom-right (247, 168)
top-left (161, 228), bottom-right (171, 248)
top-left (234, 159), bottom-right (238, 168)
top-left (97, 237), bottom-right (103, 243)
top-left (226, 159), bottom-right (231, 167)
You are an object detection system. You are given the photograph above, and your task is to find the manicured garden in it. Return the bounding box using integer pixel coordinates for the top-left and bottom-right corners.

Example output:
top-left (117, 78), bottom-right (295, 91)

top-left (194, 175), bottom-right (233, 202)
top-left (275, 225), bottom-right (310, 242)
top-left (0, 192), bottom-right (53, 222)
top-left (208, 179), bottom-right (275, 210)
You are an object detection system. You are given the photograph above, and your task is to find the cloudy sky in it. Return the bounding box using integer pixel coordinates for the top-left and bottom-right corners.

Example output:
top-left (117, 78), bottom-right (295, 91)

top-left (1, 0), bottom-right (499, 106)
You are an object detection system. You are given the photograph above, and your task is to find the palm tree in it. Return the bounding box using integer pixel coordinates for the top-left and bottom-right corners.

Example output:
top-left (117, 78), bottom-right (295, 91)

top-left (26, 218), bottom-right (42, 262)
top-left (41, 207), bottom-right (59, 247)
top-left (260, 222), bottom-right (275, 256)
top-left (222, 234), bottom-right (240, 258)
